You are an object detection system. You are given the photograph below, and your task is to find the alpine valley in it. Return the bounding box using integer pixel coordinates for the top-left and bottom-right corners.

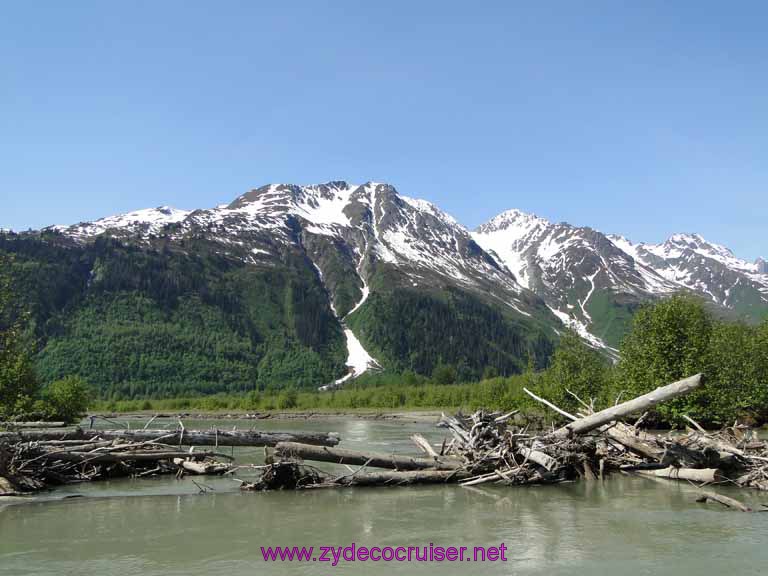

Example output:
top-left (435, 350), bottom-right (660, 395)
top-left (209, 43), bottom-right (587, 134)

top-left (2, 181), bottom-right (766, 398)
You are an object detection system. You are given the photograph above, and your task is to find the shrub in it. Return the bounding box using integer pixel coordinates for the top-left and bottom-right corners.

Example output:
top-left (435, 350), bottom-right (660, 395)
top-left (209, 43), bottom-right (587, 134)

top-left (41, 375), bottom-right (93, 423)
top-left (432, 363), bottom-right (457, 385)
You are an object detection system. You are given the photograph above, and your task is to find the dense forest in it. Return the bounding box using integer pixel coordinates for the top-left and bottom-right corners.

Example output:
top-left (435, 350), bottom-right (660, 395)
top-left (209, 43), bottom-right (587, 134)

top-left (0, 232), bottom-right (555, 397)
top-left (0, 234), bottom-right (347, 396)
top-left (347, 287), bottom-right (553, 379)
top-left (3, 233), bottom-right (767, 428)
top-left (94, 295), bottom-right (768, 427)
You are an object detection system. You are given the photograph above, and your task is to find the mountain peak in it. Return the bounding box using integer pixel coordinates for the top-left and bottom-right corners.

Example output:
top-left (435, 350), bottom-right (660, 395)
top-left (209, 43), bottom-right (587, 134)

top-left (475, 208), bottom-right (549, 235)
top-left (655, 232), bottom-right (747, 270)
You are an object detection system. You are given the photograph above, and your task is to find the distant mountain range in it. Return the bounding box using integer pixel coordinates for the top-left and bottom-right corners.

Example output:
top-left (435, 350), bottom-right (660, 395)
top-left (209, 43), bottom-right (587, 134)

top-left (1, 181), bottom-right (766, 394)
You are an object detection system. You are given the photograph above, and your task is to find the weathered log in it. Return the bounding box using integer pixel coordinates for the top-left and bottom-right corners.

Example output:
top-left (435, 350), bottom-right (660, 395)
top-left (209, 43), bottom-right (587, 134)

top-left (173, 458), bottom-right (232, 475)
top-left (603, 422), bottom-right (666, 461)
top-left (517, 446), bottom-right (558, 471)
top-left (0, 421), bottom-right (67, 428)
top-left (549, 374), bottom-right (703, 439)
top-left (0, 427), bottom-right (340, 447)
top-left (275, 442), bottom-right (463, 471)
top-left (32, 450), bottom-right (233, 464)
top-left (410, 434), bottom-right (440, 458)
top-left (636, 466), bottom-right (724, 483)
top-left (0, 476), bottom-right (21, 496)
top-left (460, 471), bottom-right (507, 486)
top-left (332, 469), bottom-right (470, 487)
top-left (696, 490), bottom-right (752, 512)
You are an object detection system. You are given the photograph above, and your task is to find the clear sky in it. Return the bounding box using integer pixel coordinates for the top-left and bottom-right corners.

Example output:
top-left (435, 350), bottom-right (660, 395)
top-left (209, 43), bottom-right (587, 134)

top-left (1, 1), bottom-right (766, 260)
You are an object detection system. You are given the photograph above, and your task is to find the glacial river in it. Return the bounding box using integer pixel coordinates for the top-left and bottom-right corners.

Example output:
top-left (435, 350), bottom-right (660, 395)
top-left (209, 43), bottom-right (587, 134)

top-left (1, 416), bottom-right (767, 575)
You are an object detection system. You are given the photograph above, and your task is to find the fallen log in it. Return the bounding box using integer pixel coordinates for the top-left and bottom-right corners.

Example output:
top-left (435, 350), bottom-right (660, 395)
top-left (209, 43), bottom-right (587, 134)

top-left (0, 421), bottom-right (67, 428)
top-left (635, 466), bottom-right (724, 483)
top-left (23, 449), bottom-right (234, 465)
top-left (517, 446), bottom-right (558, 471)
top-left (696, 490), bottom-right (752, 512)
top-left (549, 374), bottom-right (703, 439)
top-left (410, 434), bottom-right (440, 458)
top-left (0, 427), bottom-right (340, 447)
top-left (173, 458), bottom-right (232, 475)
top-left (331, 469), bottom-right (470, 487)
top-left (603, 422), bottom-right (666, 462)
top-left (274, 442), bottom-right (463, 471)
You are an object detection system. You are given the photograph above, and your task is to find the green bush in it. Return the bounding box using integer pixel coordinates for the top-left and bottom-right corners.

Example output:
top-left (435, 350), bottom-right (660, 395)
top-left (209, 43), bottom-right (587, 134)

top-left (534, 330), bottom-right (611, 414)
top-left (432, 363), bottom-right (457, 385)
top-left (277, 389), bottom-right (298, 410)
top-left (41, 375), bottom-right (93, 423)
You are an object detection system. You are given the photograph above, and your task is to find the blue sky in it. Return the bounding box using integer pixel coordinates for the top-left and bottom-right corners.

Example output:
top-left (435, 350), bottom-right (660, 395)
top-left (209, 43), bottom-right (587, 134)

top-left (1, 1), bottom-right (766, 259)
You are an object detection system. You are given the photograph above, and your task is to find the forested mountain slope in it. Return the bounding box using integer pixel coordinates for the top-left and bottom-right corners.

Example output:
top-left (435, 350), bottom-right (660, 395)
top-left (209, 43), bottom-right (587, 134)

top-left (2, 181), bottom-right (764, 397)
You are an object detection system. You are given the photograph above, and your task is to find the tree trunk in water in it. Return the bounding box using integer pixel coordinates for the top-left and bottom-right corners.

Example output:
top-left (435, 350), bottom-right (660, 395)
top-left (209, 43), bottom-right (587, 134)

top-left (331, 469), bottom-right (470, 487)
top-left (636, 466), bottom-right (723, 483)
top-left (274, 442), bottom-right (463, 470)
top-left (37, 450), bottom-right (232, 464)
top-left (696, 491), bottom-right (752, 512)
top-left (0, 428), bottom-right (340, 447)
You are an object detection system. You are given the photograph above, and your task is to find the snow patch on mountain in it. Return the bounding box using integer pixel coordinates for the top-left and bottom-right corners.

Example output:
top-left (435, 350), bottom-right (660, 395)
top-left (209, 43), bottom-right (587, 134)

top-left (608, 233), bottom-right (768, 300)
top-left (547, 305), bottom-right (613, 351)
top-left (311, 256), bottom-right (379, 390)
top-left (51, 206), bottom-right (191, 239)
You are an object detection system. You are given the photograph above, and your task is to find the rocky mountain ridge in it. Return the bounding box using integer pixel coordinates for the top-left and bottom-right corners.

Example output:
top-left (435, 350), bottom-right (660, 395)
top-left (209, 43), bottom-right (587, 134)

top-left (3, 181), bottom-right (764, 389)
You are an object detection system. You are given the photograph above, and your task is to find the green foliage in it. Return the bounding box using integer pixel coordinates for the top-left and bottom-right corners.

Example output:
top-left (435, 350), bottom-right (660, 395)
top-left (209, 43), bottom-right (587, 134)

top-left (126, 300), bottom-right (762, 428)
top-left (432, 363), bottom-right (457, 385)
top-left (348, 287), bottom-right (553, 380)
top-left (40, 375), bottom-right (93, 423)
top-left (533, 330), bottom-right (612, 414)
top-left (4, 233), bottom-right (767, 428)
top-left (701, 319), bottom-right (768, 423)
top-left (0, 254), bottom-right (40, 419)
top-left (583, 291), bottom-right (639, 349)
top-left (616, 294), bottom-right (768, 425)
top-left (616, 294), bottom-right (712, 422)
top-left (0, 234), bottom-right (347, 397)
top-left (277, 388), bottom-right (298, 410)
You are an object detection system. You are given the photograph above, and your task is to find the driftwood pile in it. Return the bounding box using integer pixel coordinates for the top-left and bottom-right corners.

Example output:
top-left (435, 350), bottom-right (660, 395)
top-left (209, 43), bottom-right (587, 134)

top-left (0, 426), bottom-right (340, 447)
top-left (243, 374), bottom-right (768, 503)
top-left (0, 433), bottom-right (234, 495)
top-left (0, 425), bottom-right (341, 496)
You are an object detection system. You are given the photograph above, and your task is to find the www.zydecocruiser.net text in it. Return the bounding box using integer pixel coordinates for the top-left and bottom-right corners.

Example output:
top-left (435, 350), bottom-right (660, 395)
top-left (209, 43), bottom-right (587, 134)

top-left (261, 543), bottom-right (509, 565)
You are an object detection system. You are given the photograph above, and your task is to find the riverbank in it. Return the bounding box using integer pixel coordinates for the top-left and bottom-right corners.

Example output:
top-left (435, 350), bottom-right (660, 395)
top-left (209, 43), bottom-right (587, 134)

top-left (87, 409), bottom-right (447, 423)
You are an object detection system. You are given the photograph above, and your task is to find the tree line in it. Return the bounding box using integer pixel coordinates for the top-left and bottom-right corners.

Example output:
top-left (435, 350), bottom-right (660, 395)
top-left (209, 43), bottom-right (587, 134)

top-left (3, 234), bottom-right (767, 427)
top-left (95, 295), bottom-right (768, 427)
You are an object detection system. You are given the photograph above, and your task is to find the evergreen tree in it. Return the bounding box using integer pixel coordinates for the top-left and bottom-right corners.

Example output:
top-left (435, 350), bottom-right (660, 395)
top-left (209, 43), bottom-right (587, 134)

top-left (0, 255), bottom-right (39, 419)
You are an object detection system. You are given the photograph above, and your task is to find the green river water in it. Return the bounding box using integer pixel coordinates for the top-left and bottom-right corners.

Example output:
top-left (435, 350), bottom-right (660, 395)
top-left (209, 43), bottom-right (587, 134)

top-left (1, 416), bottom-right (766, 575)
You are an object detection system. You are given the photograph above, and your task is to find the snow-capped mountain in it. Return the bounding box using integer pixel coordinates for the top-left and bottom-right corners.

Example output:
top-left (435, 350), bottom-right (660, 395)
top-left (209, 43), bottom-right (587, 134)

top-left (46, 182), bottom-right (556, 385)
top-left (473, 211), bottom-right (768, 350)
top-left (608, 233), bottom-right (768, 316)
top-left (28, 181), bottom-right (767, 375)
top-left (51, 206), bottom-right (192, 239)
top-left (472, 210), bottom-right (677, 350)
